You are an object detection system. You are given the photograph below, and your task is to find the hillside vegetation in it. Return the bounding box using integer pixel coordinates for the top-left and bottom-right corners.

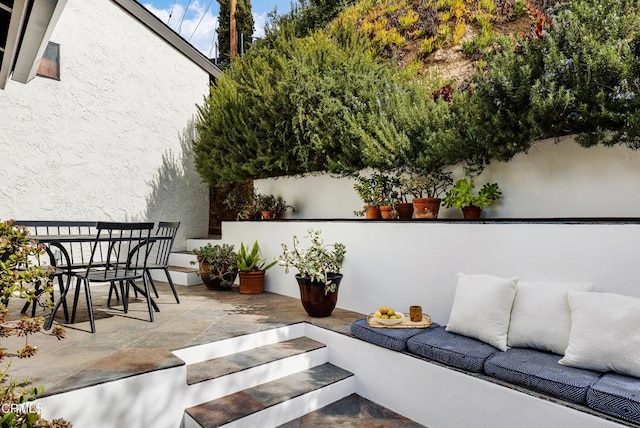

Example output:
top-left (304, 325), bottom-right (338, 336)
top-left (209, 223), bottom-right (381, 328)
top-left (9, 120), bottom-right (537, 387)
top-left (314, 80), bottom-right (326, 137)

top-left (193, 0), bottom-right (640, 188)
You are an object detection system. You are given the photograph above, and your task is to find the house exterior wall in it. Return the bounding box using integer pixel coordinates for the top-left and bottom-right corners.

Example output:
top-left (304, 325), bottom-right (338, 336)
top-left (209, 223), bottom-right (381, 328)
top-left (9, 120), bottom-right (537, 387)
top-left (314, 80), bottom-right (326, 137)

top-left (0, 0), bottom-right (210, 249)
top-left (255, 136), bottom-right (640, 219)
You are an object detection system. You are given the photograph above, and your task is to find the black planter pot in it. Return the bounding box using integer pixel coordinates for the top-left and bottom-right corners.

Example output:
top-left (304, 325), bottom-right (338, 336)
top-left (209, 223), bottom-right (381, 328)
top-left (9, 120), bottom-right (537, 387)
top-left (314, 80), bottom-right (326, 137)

top-left (200, 263), bottom-right (237, 291)
top-left (295, 273), bottom-right (343, 317)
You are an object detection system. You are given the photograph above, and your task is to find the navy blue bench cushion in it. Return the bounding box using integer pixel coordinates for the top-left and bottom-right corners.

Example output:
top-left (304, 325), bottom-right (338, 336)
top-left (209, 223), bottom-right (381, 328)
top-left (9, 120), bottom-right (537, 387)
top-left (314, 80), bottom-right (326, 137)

top-left (484, 348), bottom-right (602, 404)
top-left (587, 373), bottom-right (640, 424)
top-left (407, 326), bottom-right (499, 373)
top-left (350, 318), bottom-right (437, 352)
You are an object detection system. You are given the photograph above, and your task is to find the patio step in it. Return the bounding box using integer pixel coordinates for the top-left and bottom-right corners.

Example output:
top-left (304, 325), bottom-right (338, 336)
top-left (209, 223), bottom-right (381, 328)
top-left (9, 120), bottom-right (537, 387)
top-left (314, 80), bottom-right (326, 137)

top-left (183, 362), bottom-right (354, 428)
top-left (186, 337), bottom-right (326, 385)
top-left (151, 251), bottom-right (203, 286)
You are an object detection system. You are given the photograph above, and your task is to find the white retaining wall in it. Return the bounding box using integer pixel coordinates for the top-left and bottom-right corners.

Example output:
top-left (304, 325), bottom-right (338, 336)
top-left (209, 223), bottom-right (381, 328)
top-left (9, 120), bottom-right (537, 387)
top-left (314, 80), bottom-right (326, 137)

top-left (202, 220), bottom-right (640, 325)
top-left (255, 136), bottom-right (640, 219)
top-left (0, 0), bottom-right (210, 250)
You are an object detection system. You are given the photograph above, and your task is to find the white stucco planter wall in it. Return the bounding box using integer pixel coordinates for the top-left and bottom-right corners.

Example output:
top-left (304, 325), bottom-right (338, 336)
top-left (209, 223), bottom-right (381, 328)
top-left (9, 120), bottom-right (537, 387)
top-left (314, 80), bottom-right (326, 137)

top-left (255, 136), bottom-right (640, 219)
top-left (203, 220), bottom-right (640, 324)
top-left (0, 0), bottom-right (210, 249)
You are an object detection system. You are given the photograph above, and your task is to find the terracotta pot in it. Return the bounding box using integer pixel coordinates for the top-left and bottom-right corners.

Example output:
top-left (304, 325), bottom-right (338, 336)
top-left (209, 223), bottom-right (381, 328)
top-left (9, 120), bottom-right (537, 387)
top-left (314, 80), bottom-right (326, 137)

top-left (395, 203), bottom-right (414, 220)
top-left (412, 198), bottom-right (441, 219)
top-left (364, 206), bottom-right (381, 219)
top-left (200, 263), bottom-right (237, 290)
top-left (238, 270), bottom-right (265, 294)
top-left (261, 210), bottom-right (275, 220)
top-left (295, 273), bottom-right (343, 317)
top-left (379, 205), bottom-right (397, 219)
top-left (462, 205), bottom-right (482, 219)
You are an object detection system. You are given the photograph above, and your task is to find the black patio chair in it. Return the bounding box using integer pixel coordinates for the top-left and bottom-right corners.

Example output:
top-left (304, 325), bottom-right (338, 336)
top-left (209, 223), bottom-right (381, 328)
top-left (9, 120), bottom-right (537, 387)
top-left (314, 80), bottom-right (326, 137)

top-left (146, 221), bottom-right (180, 304)
top-left (18, 221), bottom-right (98, 321)
top-left (71, 222), bottom-right (155, 333)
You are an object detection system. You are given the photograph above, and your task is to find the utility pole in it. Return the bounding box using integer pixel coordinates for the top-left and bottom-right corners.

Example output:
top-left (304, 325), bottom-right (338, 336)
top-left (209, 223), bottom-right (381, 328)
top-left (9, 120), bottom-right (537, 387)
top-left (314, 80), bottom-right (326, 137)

top-left (216, 0), bottom-right (237, 60)
top-left (229, 0), bottom-right (237, 59)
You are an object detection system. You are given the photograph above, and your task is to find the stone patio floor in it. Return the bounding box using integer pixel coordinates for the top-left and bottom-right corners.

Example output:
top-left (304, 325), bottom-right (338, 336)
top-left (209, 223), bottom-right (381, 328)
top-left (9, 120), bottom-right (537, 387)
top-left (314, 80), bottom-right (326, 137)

top-left (3, 281), bottom-right (424, 427)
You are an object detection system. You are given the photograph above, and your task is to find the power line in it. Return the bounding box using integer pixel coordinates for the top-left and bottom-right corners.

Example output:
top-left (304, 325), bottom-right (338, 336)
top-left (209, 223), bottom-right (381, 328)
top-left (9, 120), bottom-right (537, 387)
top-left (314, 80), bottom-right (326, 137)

top-left (188, 0), bottom-right (215, 42)
top-left (208, 19), bottom-right (218, 58)
top-left (178, 0), bottom-right (194, 33)
top-left (167, 0), bottom-right (177, 24)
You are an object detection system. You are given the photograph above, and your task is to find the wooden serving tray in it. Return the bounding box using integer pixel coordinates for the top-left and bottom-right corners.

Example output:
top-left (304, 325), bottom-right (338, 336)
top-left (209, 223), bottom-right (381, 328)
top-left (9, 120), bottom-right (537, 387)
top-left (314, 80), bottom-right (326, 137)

top-left (367, 313), bottom-right (432, 329)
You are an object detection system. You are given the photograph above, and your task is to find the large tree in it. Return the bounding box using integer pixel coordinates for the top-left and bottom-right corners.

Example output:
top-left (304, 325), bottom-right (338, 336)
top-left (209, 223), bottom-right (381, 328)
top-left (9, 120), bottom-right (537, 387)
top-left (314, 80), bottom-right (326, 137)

top-left (217, 0), bottom-right (255, 68)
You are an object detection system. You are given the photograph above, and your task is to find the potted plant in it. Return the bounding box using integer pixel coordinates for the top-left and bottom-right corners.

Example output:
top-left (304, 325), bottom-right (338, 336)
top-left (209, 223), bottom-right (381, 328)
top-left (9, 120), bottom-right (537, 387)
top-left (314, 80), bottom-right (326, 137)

top-left (256, 194), bottom-right (293, 220)
top-left (272, 196), bottom-right (295, 219)
top-left (256, 193), bottom-right (277, 220)
top-left (278, 229), bottom-right (346, 317)
top-left (443, 178), bottom-right (502, 219)
top-left (224, 188), bottom-right (260, 220)
top-left (191, 243), bottom-right (238, 290)
top-left (400, 170), bottom-right (453, 219)
top-left (236, 240), bottom-right (277, 294)
top-left (353, 172), bottom-right (396, 219)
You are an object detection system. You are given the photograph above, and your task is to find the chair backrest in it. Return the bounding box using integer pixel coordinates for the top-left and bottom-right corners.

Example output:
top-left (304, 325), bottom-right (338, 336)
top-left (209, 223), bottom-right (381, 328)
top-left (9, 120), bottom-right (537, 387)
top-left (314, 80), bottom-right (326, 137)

top-left (150, 221), bottom-right (180, 267)
top-left (87, 222), bottom-right (154, 278)
top-left (17, 220), bottom-right (98, 268)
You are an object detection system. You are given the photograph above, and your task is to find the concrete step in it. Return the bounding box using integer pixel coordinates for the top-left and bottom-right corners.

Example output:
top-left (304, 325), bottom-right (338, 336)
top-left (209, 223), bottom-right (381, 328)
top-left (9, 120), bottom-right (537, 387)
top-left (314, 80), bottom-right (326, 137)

top-left (183, 363), bottom-right (354, 428)
top-left (149, 264), bottom-right (202, 286)
top-left (187, 337), bottom-right (326, 385)
top-left (186, 237), bottom-right (222, 252)
top-left (169, 251), bottom-right (198, 268)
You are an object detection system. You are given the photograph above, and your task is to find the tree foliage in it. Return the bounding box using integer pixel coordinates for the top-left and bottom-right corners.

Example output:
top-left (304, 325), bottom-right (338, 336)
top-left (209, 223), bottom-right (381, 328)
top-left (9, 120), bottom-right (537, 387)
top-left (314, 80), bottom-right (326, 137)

top-left (194, 0), bottom-right (640, 186)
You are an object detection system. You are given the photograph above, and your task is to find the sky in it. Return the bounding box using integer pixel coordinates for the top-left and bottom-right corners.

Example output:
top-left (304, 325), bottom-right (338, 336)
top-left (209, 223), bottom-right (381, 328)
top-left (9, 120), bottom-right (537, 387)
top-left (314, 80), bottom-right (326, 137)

top-left (142, 0), bottom-right (294, 57)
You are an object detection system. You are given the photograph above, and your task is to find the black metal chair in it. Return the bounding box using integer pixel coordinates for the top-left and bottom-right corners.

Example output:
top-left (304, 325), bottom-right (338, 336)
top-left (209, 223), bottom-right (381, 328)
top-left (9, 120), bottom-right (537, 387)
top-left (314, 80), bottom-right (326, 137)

top-left (18, 221), bottom-right (98, 321)
top-left (71, 222), bottom-right (155, 333)
top-left (146, 221), bottom-right (180, 304)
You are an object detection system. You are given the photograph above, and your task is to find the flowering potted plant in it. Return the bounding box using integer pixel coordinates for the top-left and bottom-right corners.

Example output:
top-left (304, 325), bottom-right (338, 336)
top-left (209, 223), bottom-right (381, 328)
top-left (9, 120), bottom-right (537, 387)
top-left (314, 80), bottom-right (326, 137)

top-left (236, 240), bottom-right (277, 294)
top-left (191, 243), bottom-right (238, 290)
top-left (278, 229), bottom-right (346, 317)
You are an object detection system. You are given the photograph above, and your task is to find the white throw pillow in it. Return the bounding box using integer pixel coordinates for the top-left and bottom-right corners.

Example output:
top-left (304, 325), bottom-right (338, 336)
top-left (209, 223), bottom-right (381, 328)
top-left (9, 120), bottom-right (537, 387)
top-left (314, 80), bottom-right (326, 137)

top-left (559, 291), bottom-right (640, 378)
top-left (507, 281), bottom-right (594, 355)
top-left (446, 273), bottom-right (518, 351)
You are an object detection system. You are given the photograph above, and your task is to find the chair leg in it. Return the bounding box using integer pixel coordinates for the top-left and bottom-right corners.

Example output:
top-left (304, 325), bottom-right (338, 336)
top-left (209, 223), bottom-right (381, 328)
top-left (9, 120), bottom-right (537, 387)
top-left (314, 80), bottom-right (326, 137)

top-left (107, 282), bottom-right (120, 308)
top-left (46, 276), bottom-right (73, 330)
top-left (141, 274), bottom-right (154, 323)
top-left (120, 281), bottom-right (128, 313)
top-left (59, 275), bottom-right (69, 323)
top-left (147, 271), bottom-right (160, 298)
top-left (71, 277), bottom-right (82, 324)
top-left (163, 268), bottom-right (180, 304)
top-left (83, 279), bottom-right (95, 333)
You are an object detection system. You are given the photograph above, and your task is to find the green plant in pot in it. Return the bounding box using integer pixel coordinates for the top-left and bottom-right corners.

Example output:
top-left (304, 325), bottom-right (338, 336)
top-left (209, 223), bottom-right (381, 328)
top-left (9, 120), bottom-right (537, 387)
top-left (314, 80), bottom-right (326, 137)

top-left (237, 240), bottom-right (277, 294)
top-left (278, 229), bottom-right (346, 317)
top-left (191, 243), bottom-right (238, 290)
top-left (256, 193), bottom-right (278, 220)
top-left (400, 170), bottom-right (453, 219)
top-left (353, 172), bottom-right (396, 219)
top-left (256, 194), bottom-right (293, 220)
top-left (443, 178), bottom-right (502, 219)
top-left (224, 188), bottom-right (260, 220)
top-left (272, 196), bottom-right (295, 219)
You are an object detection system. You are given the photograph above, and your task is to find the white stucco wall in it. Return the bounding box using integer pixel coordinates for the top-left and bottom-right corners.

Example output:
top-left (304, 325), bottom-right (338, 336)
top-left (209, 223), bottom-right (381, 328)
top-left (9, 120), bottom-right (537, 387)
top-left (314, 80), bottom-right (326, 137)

top-left (255, 136), bottom-right (640, 219)
top-left (0, 0), bottom-right (210, 249)
top-left (204, 220), bottom-right (640, 325)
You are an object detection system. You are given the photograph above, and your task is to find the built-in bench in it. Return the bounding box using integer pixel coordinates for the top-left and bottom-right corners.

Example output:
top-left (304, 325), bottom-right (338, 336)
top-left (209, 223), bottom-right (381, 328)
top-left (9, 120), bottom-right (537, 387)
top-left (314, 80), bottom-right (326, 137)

top-left (351, 319), bottom-right (640, 426)
top-left (351, 274), bottom-right (640, 426)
